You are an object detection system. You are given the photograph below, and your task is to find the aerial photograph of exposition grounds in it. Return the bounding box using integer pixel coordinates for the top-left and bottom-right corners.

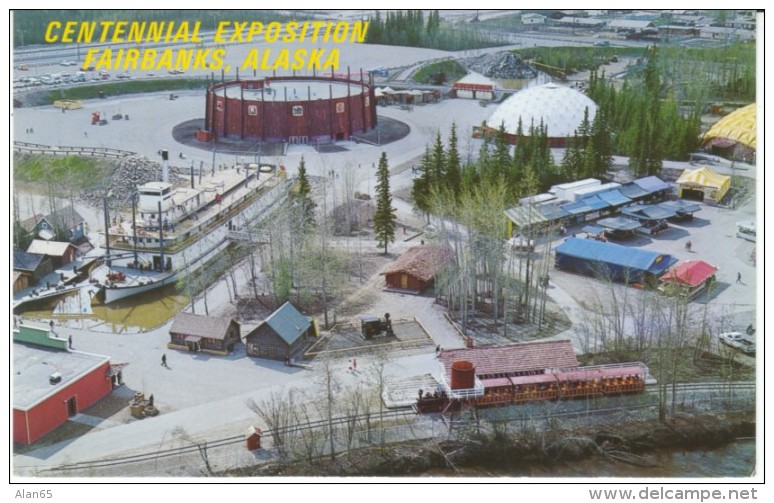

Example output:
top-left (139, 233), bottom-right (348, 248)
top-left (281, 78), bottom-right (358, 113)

top-left (11, 10), bottom-right (760, 479)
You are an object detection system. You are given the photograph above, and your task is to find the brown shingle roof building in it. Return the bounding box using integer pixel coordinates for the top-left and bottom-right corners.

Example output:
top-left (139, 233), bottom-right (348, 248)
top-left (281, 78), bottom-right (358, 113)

top-left (168, 313), bottom-right (240, 355)
top-left (439, 340), bottom-right (579, 379)
top-left (380, 245), bottom-right (453, 294)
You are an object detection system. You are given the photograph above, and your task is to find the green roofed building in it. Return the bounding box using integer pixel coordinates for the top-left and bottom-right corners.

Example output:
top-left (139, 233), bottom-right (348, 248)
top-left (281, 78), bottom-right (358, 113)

top-left (245, 302), bottom-right (316, 361)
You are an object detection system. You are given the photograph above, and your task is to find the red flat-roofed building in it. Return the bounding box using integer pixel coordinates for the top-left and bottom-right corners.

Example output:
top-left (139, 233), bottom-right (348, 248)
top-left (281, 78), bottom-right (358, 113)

top-left (13, 325), bottom-right (121, 445)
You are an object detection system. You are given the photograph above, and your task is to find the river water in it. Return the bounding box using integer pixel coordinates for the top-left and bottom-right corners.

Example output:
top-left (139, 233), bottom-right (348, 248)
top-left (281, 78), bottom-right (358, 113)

top-left (422, 439), bottom-right (756, 478)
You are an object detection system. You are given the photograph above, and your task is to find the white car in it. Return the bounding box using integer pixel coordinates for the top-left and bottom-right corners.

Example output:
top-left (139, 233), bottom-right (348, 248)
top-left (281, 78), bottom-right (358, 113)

top-left (60, 60), bottom-right (77, 66)
top-left (719, 332), bottom-right (755, 355)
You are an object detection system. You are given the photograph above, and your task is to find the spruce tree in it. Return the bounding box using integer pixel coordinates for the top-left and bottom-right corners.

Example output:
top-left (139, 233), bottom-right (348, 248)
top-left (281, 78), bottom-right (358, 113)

top-left (412, 145), bottom-right (433, 219)
top-left (590, 110), bottom-right (613, 177)
top-left (430, 130), bottom-right (446, 186)
top-left (294, 156), bottom-right (315, 229)
top-left (297, 156), bottom-right (311, 198)
top-left (374, 152), bottom-right (397, 255)
top-left (446, 123), bottom-right (462, 198)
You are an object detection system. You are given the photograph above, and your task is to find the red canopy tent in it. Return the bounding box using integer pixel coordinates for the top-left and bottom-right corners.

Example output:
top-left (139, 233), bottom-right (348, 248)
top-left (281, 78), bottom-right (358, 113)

top-left (659, 260), bottom-right (718, 288)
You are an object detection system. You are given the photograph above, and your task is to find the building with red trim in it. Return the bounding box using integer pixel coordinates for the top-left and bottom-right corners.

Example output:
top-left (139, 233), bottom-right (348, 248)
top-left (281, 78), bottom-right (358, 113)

top-left (453, 72), bottom-right (496, 100)
top-left (13, 325), bottom-right (120, 445)
top-left (198, 74), bottom-right (377, 144)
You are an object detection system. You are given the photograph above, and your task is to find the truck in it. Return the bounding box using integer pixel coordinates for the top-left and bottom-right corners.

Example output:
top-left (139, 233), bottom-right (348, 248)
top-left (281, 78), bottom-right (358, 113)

top-left (719, 332), bottom-right (755, 355)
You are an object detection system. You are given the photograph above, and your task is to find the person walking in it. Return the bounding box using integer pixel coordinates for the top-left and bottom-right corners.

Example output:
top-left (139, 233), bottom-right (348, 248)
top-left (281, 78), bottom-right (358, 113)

top-left (68, 335), bottom-right (73, 349)
top-left (685, 240), bottom-right (692, 252)
top-left (737, 272), bottom-right (742, 284)
top-left (161, 354), bottom-right (167, 367)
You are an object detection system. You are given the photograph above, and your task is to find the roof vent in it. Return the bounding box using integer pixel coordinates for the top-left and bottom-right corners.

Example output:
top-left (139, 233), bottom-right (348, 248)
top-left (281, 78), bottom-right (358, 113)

top-left (49, 372), bottom-right (62, 385)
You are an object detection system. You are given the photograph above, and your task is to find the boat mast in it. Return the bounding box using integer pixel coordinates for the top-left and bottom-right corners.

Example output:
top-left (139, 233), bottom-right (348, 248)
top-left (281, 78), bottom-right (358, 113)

top-left (103, 195), bottom-right (111, 268)
top-left (158, 200), bottom-right (164, 271)
top-left (132, 192), bottom-right (138, 267)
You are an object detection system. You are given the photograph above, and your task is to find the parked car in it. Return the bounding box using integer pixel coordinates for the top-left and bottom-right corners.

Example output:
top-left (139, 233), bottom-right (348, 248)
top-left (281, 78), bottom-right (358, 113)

top-left (508, 235), bottom-right (535, 252)
top-left (719, 332), bottom-right (755, 355)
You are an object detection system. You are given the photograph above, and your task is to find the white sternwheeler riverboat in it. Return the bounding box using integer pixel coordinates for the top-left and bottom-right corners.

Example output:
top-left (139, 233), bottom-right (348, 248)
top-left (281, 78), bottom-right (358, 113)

top-left (92, 152), bottom-right (289, 305)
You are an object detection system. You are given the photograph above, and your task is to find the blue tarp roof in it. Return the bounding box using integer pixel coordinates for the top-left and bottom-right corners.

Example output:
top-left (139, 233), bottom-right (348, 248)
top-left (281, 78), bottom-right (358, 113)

top-left (596, 189), bottom-right (632, 207)
top-left (639, 205), bottom-right (676, 220)
top-left (265, 301), bottom-right (312, 345)
top-left (537, 204), bottom-right (569, 220)
top-left (578, 195), bottom-right (610, 211)
top-left (658, 200), bottom-right (702, 214)
top-left (561, 200), bottom-right (594, 215)
top-left (621, 205), bottom-right (676, 221)
top-left (618, 183), bottom-right (649, 199)
top-left (634, 176), bottom-right (671, 194)
top-left (582, 225), bottom-right (605, 235)
top-left (556, 237), bottom-right (677, 274)
top-left (597, 217), bottom-right (642, 231)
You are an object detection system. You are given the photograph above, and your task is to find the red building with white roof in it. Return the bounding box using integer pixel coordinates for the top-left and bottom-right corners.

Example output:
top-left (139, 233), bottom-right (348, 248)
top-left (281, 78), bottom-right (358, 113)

top-left (13, 325), bottom-right (120, 445)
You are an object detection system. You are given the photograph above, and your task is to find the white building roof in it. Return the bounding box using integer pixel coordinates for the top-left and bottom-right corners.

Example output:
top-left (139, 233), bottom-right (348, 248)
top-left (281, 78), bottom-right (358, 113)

top-left (14, 342), bottom-right (110, 410)
top-left (455, 72), bottom-right (496, 88)
top-left (608, 19), bottom-right (656, 30)
top-left (486, 83), bottom-right (598, 138)
top-left (26, 239), bottom-right (73, 257)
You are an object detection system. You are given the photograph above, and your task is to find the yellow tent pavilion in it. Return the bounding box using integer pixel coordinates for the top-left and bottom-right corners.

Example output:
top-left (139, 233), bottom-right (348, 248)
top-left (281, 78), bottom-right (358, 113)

top-left (702, 103), bottom-right (756, 162)
top-left (676, 166), bottom-right (730, 205)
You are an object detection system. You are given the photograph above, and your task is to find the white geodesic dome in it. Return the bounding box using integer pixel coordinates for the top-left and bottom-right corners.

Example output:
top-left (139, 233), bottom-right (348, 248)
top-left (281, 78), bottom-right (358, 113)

top-left (486, 83), bottom-right (597, 139)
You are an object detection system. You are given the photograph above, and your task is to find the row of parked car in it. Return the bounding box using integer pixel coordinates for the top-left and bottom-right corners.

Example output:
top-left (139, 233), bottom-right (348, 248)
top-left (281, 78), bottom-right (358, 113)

top-left (13, 68), bottom-right (137, 90)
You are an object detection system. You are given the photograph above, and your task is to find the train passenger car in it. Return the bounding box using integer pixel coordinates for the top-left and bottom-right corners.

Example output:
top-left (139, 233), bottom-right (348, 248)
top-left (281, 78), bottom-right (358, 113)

top-left (415, 362), bottom-right (649, 412)
top-left (508, 373), bottom-right (561, 404)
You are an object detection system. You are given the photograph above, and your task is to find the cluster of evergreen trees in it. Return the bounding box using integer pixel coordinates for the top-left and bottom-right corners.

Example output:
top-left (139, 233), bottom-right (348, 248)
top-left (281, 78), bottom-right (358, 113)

top-left (366, 10), bottom-right (440, 48)
top-left (560, 107), bottom-right (613, 181)
top-left (365, 10), bottom-right (505, 51)
top-left (412, 122), bottom-right (564, 215)
top-left (586, 46), bottom-right (702, 175)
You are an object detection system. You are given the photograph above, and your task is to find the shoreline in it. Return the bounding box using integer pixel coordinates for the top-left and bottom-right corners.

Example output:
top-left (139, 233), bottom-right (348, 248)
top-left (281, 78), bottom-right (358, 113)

top-left (228, 411), bottom-right (755, 477)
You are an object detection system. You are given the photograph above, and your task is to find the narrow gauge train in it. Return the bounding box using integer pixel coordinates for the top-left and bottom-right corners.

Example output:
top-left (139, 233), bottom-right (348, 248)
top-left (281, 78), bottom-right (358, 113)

top-left (415, 362), bottom-right (648, 413)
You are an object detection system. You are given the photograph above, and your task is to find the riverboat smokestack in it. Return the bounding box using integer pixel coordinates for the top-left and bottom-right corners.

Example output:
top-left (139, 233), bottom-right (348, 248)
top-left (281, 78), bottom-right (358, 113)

top-left (161, 149), bottom-right (169, 183)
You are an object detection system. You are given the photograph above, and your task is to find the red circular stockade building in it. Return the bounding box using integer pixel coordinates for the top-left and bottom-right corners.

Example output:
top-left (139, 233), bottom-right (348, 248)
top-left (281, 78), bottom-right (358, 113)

top-left (197, 74), bottom-right (378, 144)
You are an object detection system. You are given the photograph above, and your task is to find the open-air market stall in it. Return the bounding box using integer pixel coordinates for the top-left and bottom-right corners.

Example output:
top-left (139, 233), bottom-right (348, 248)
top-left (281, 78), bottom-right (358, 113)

top-left (596, 216), bottom-right (642, 240)
top-left (621, 205), bottom-right (676, 235)
top-left (658, 199), bottom-right (702, 220)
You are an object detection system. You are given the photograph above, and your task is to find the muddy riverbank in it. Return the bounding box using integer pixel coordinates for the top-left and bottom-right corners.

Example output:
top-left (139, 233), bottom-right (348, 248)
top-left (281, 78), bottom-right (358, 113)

top-left (225, 412), bottom-right (755, 478)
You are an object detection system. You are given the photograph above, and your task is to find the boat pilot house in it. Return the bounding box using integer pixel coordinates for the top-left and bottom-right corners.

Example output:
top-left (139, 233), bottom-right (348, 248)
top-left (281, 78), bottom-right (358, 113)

top-left (245, 302), bottom-right (315, 361)
top-left (168, 313), bottom-right (240, 356)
